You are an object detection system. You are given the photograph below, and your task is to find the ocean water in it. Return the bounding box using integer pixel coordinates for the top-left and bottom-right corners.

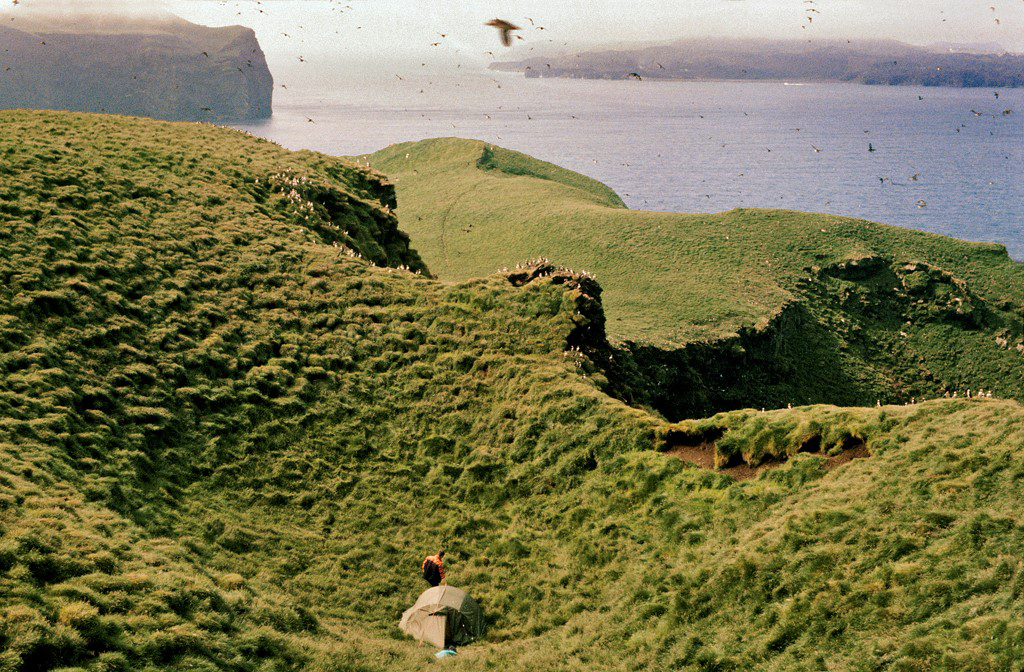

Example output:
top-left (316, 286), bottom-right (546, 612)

top-left (232, 73), bottom-right (1024, 259)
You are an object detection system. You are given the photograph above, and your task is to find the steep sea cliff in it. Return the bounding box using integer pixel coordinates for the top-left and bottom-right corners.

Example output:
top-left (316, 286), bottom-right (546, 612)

top-left (0, 14), bottom-right (273, 121)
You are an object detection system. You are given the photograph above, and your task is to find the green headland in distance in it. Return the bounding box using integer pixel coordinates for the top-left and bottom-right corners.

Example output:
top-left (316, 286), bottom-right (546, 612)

top-left (2, 110), bottom-right (1024, 671)
top-left (363, 137), bottom-right (1024, 418)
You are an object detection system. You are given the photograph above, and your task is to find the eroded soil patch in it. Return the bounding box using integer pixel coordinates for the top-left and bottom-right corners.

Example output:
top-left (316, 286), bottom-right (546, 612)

top-left (666, 438), bottom-right (870, 481)
top-left (821, 441), bottom-right (871, 471)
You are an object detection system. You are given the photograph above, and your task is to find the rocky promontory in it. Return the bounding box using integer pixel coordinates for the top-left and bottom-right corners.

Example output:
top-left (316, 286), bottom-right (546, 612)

top-left (0, 12), bottom-right (272, 121)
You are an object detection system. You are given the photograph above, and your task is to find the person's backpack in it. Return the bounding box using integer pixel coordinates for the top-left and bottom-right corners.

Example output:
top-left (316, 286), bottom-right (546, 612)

top-left (422, 558), bottom-right (441, 584)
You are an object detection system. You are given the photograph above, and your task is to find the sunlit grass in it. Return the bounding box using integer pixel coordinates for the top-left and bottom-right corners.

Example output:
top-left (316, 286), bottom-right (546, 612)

top-left (2, 111), bottom-right (1024, 671)
top-left (366, 137), bottom-right (1024, 416)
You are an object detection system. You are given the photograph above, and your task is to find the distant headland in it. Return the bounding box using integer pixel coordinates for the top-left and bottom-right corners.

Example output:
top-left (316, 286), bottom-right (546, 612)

top-left (491, 38), bottom-right (1024, 88)
top-left (0, 10), bottom-right (273, 122)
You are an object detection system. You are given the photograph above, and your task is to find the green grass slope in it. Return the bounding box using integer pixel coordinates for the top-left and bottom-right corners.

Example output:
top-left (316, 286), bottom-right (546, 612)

top-left (0, 110), bottom-right (654, 670)
top-left (3, 112), bottom-right (1024, 672)
top-left (364, 138), bottom-right (1024, 417)
top-left (362, 138), bottom-right (787, 345)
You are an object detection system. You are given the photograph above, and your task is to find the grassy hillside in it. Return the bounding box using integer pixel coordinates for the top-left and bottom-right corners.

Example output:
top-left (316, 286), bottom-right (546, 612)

top-left (363, 138), bottom-right (1024, 417)
top-left (0, 110), bottom-right (655, 670)
top-left (3, 111), bottom-right (1024, 672)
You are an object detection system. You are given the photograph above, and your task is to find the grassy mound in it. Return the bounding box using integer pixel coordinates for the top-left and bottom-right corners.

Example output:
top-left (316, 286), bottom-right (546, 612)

top-left (3, 111), bottom-right (1024, 671)
top-left (363, 138), bottom-right (1024, 417)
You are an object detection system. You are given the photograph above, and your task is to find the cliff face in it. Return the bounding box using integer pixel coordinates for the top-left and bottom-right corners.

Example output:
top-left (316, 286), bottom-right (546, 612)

top-left (599, 254), bottom-right (1024, 421)
top-left (0, 15), bottom-right (273, 121)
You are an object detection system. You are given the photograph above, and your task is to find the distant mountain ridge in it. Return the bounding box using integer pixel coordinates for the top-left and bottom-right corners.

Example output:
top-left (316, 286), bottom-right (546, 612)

top-left (0, 12), bottom-right (273, 121)
top-left (927, 41), bottom-right (1006, 54)
top-left (491, 38), bottom-right (1024, 88)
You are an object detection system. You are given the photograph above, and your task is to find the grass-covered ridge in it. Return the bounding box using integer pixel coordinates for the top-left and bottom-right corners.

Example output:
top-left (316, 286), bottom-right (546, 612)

top-left (364, 137), bottom-right (1024, 416)
top-left (476, 143), bottom-right (626, 210)
top-left (3, 111), bottom-right (1024, 671)
top-left (0, 110), bottom-right (658, 669)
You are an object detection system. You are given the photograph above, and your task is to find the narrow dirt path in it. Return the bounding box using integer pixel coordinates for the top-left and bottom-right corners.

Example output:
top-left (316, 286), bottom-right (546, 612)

top-left (435, 183), bottom-right (480, 271)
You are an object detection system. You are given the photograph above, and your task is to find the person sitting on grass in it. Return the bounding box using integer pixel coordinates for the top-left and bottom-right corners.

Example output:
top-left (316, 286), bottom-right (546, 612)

top-left (422, 549), bottom-right (446, 587)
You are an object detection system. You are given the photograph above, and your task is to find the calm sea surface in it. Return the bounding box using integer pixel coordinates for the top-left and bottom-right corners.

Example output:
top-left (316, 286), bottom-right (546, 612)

top-left (233, 73), bottom-right (1024, 259)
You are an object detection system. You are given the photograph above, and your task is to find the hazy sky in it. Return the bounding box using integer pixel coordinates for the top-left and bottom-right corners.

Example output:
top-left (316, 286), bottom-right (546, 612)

top-left (166, 0), bottom-right (1023, 54)
top-left (3, 1), bottom-right (1022, 81)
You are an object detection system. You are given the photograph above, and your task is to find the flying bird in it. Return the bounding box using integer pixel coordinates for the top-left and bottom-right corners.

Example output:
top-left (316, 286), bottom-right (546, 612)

top-left (486, 19), bottom-right (521, 47)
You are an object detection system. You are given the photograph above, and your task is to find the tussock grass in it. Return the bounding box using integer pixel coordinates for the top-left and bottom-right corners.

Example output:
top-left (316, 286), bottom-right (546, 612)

top-left (2, 112), bottom-right (1024, 671)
